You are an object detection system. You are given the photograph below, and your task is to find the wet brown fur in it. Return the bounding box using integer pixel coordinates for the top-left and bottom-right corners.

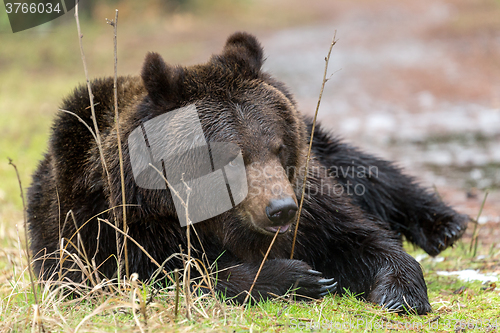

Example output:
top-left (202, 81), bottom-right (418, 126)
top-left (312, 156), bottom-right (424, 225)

top-left (27, 32), bottom-right (470, 314)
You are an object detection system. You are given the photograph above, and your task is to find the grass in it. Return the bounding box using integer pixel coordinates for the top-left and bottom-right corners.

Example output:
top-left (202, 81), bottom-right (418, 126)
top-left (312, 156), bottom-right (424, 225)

top-left (0, 233), bottom-right (499, 332)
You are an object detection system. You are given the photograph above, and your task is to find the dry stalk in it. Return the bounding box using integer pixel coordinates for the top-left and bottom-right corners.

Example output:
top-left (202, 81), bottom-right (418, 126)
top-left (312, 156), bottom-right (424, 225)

top-left (147, 164), bottom-right (217, 320)
top-left (290, 33), bottom-right (337, 259)
top-left (180, 175), bottom-right (193, 320)
top-left (106, 9), bottom-right (129, 280)
top-left (56, 186), bottom-right (62, 282)
top-left (14, 224), bottom-right (26, 302)
top-left (74, 0), bottom-right (121, 278)
top-left (130, 273), bottom-right (146, 333)
top-left (470, 190), bottom-right (488, 257)
top-left (174, 268), bottom-right (180, 318)
top-left (146, 166), bottom-right (194, 277)
top-left (190, 224), bottom-right (210, 272)
top-left (69, 209), bottom-right (97, 286)
top-left (73, 2), bottom-right (111, 185)
top-left (58, 109), bottom-right (97, 142)
top-left (8, 158), bottom-right (45, 333)
top-left (243, 227), bottom-right (281, 305)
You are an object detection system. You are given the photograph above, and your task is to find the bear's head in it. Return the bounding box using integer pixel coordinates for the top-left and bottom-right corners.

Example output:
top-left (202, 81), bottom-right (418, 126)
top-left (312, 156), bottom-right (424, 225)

top-left (130, 32), bottom-right (308, 238)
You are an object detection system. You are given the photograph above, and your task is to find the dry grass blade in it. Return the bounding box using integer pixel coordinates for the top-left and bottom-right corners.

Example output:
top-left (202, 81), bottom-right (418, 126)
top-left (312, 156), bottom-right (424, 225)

top-left (73, 2), bottom-right (111, 186)
top-left (181, 176), bottom-right (193, 320)
top-left (146, 162), bottom-right (196, 319)
top-left (130, 273), bottom-right (146, 333)
top-left (470, 190), bottom-right (489, 258)
top-left (73, 298), bottom-right (114, 333)
top-left (290, 33), bottom-right (337, 259)
top-left (243, 227), bottom-right (281, 305)
top-left (174, 268), bottom-right (180, 318)
top-left (106, 9), bottom-right (129, 280)
top-left (146, 163), bottom-right (216, 319)
top-left (8, 158), bottom-right (45, 333)
top-left (55, 204), bottom-right (138, 267)
top-left (74, 1), bottom-right (122, 279)
top-left (58, 109), bottom-right (98, 142)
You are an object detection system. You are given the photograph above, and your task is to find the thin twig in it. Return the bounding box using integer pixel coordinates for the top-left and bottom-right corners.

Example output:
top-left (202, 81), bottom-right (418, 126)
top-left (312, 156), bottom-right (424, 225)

top-left (147, 163), bottom-right (187, 207)
top-left (74, 2), bottom-right (111, 184)
top-left (291, 33), bottom-right (337, 259)
top-left (243, 227), bottom-right (281, 305)
top-left (174, 268), bottom-right (180, 318)
top-left (144, 163), bottom-right (196, 295)
top-left (130, 273), bottom-right (145, 333)
top-left (8, 158), bottom-right (45, 333)
top-left (470, 190), bottom-right (488, 257)
top-left (74, 0), bottom-right (118, 275)
top-left (148, 160), bottom-right (201, 319)
top-left (55, 186), bottom-right (63, 282)
top-left (58, 109), bottom-right (97, 142)
top-left (181, 175), bottom-right (192, 320)
top-left (106, 8), bottom-right (129, 280)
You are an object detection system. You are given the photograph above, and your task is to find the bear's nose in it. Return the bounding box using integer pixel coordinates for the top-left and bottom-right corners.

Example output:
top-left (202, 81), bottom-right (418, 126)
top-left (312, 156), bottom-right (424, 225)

top-left (266, 197), bottom-right (298, 225)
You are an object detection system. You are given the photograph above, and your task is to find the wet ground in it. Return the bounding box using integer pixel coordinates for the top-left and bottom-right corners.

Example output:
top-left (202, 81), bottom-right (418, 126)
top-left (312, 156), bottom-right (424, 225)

top-left (261, 0), bottom-right (500, 246)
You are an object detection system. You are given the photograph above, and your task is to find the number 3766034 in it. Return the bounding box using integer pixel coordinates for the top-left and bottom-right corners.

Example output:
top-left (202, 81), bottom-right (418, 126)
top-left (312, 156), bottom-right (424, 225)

top-left (5, 2), bottom-right (62, 14)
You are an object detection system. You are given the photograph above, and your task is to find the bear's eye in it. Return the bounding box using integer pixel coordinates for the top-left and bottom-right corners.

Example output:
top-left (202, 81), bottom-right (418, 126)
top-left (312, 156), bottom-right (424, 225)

top-left (276, 144), bottom-right (285, 156)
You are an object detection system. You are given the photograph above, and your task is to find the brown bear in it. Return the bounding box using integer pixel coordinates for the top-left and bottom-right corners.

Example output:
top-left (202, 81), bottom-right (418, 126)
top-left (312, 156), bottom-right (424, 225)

top-left (27, 32), bottom-right (469, 315)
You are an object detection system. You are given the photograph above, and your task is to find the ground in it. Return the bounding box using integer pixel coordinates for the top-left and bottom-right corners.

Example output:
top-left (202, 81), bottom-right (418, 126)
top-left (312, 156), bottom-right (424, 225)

top-left (0, 0), bottom-right (499, 331)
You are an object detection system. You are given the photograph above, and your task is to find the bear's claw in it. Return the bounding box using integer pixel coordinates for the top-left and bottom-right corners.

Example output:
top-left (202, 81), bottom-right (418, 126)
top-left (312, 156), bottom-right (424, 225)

top-left (319, 280), bottom-right (338, 296)
top-left (307, 269), bottom-right (322, 276)
top-left (420, 212), bottom-right (470, 256)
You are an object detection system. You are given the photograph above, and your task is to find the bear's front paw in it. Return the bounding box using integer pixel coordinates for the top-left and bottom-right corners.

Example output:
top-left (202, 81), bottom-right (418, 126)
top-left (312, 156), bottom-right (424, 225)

top-left (369, 259), bottom-right (432, 315)
top-left (421, 212), bottom-right (470, 256)
top-left (296, 269), bottom-right (338, 299)
top-left (282, 263), bottom-right (337, 300)
top-left (371, 290), bottom-right (432, 315)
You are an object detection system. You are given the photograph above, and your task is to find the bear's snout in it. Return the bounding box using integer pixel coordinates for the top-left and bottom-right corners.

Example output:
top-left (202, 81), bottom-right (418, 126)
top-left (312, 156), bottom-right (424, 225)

top-left (265, 197), bottom-right (297, 233)
top-left (243, 159), bottom-right (298, 234)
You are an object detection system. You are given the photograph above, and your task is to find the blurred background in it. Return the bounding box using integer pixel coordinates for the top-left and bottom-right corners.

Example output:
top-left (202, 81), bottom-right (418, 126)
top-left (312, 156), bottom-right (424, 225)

top-left (0, 0), bottom-right (499, 248)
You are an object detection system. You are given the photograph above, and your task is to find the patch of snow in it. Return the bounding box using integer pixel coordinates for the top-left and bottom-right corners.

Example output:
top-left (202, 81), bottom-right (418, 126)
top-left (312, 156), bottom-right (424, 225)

top-left (366, 114), bottom-right (396, 132)
top-left (478, 216), bottom-right (500, 224)
top-left (437, 269), bottom-right (498, 282)
top-left (415, 254), bottom-right (428, 262)
top-left (470, 169), bottom-right (483, 180)
top-left (478, 216), bottom-right (489, 224)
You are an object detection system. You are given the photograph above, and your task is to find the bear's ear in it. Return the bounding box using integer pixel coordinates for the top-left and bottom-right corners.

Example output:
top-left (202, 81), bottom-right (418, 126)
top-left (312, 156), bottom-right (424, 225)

top-left (141, 52), bottom-right (179, 105)
top-left (222, 32), bottom-right (264, 77)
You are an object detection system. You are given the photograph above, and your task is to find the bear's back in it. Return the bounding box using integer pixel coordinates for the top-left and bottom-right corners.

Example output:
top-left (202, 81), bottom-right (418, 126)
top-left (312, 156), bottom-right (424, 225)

top-left (50, 76), bottom-right (145, 199)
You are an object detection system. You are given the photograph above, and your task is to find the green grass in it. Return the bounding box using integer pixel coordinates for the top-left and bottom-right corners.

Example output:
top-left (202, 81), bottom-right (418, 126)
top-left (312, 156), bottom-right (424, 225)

top-left (0, 239), bottom-right (498, 332)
